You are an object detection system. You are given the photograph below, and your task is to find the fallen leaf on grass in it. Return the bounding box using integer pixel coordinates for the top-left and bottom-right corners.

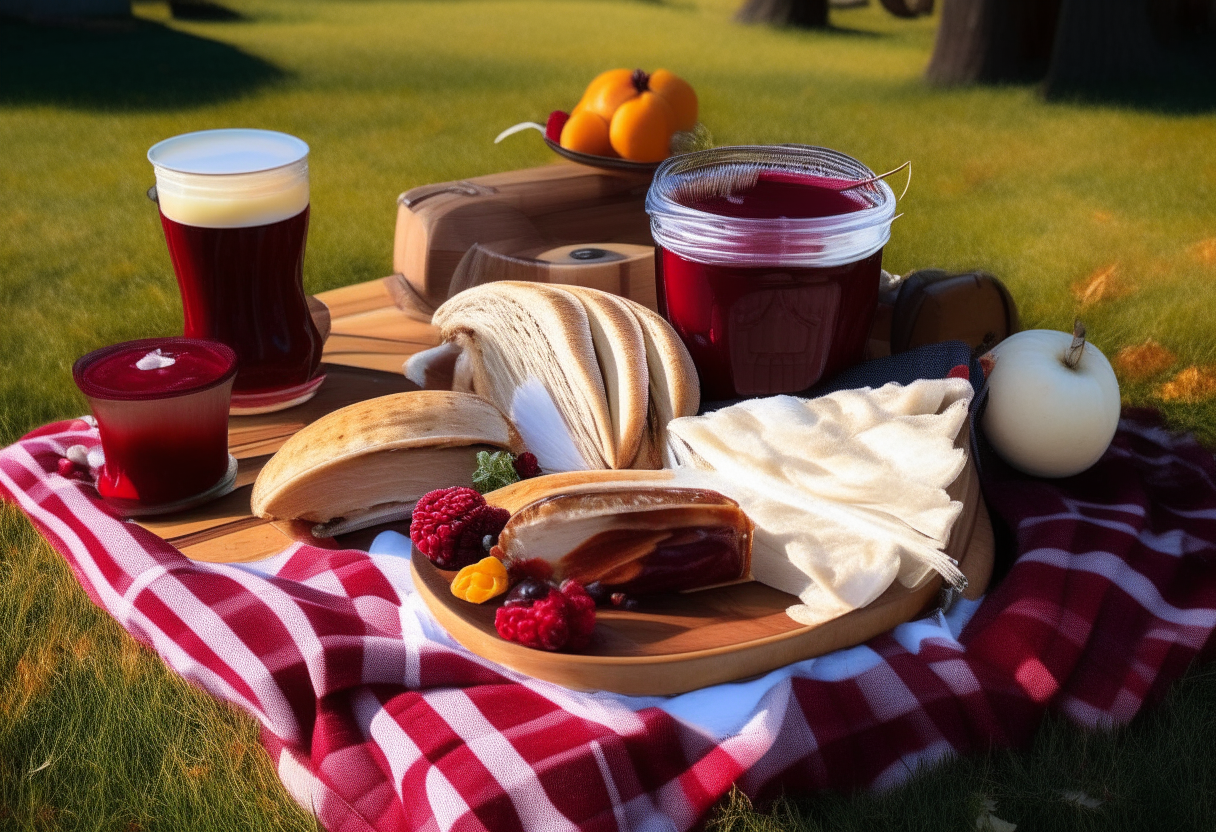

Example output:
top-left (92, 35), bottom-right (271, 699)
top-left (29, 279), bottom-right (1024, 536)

top-left (1158, 366), bottom-right (1216, 403)
top-left (1190, 238), bottom-right (1216, 266)
top-left (1058, 789), bottom-right (1103, 809)
top-left (1115, 339), bottom-right (1176, 381)
top-left (976, 798), bottom-right (1017, 831)
top-left (1072, 263), bottom-right (1128, 307)
top-left (27, 754), bottom-right (57, 777)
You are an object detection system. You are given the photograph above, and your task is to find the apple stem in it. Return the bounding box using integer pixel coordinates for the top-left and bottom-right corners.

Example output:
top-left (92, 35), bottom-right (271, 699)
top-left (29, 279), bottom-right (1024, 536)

top-left (1065, 319), bottom-right (1087, 370)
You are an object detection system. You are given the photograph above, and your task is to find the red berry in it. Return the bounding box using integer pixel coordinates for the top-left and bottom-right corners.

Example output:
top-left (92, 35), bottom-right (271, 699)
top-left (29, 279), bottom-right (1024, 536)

top-left (545, 110), bottom-right (570, 143)
top-left (513, 452), bottom-right (542, 480)
top-left (495, 589), bottom-right (570, 651)
top-left (559, 581), bottom-right (597, 650)
top-left (57, 457), bottom-right (82, 479)
top-left (410, 487), bottom-right (510, 569)
top-left (493, 582), bottom-right (597, 652)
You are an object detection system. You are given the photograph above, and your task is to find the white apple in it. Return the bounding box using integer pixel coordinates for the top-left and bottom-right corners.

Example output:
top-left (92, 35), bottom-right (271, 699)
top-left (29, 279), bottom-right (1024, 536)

top-left (981, 324), bottom-right (1121, 478)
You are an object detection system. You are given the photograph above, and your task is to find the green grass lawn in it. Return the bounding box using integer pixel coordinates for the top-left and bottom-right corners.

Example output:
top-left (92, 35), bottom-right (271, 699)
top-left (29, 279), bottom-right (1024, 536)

top-left (2, 0), bottom-right (1215, 828)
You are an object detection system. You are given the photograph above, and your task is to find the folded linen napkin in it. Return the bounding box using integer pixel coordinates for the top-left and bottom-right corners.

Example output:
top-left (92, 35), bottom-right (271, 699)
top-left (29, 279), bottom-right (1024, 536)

top-left (666, 377), bottom-right (974, 626)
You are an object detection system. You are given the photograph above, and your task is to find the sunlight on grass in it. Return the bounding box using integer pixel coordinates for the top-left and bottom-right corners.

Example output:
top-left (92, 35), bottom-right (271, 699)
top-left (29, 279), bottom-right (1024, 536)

top-left (0, 505), bottom-right (318, 830)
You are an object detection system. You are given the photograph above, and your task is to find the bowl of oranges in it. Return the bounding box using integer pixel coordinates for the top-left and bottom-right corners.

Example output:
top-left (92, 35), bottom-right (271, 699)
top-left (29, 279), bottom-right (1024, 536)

top-left (497, 68), bottom-right (700, 172)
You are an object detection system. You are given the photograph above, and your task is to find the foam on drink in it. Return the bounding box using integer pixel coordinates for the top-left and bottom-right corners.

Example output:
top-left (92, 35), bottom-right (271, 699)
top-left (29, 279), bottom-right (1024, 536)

top-left (149, 129), bottom-right (309, 228)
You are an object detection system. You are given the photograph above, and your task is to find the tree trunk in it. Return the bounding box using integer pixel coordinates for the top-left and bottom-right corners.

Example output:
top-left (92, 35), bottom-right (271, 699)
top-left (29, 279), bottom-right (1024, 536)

top-left (1044, 0), bottom-right (1162, 96)
top-left (926, 0), bottom-right (1062, 85)
top-left (1147, 0), bottom-right (1216, 42)
top-left (736, 0), bottom-right (829, 27)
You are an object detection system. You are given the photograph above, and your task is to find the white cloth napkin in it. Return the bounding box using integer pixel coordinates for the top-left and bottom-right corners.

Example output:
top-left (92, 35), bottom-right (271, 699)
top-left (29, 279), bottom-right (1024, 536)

top-left (665, 378), bottom-right (974, 627)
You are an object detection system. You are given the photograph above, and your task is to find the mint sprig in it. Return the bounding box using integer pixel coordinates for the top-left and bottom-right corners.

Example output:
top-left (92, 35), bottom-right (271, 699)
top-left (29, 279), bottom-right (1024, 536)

top-left (471, 450), bottom-right (521, 494)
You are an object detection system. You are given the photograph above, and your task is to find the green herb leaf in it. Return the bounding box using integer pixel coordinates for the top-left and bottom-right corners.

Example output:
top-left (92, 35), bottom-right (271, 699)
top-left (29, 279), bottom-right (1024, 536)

top-left (471, 450), bottom-right (520, 494)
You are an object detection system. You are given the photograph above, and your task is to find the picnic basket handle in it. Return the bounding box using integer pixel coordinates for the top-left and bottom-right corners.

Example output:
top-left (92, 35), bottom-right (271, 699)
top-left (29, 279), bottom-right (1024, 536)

top-left (399, 181), bottom-right (498, 209)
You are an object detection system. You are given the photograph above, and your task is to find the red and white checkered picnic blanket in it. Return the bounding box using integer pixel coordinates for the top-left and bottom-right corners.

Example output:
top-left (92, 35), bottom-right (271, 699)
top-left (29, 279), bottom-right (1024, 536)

top-left (3, 408), bottom-right (1216, 832)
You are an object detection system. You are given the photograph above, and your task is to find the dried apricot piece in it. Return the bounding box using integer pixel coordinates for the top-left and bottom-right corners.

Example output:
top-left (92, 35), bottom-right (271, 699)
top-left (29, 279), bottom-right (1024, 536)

top-left (451, 555), bottom-right (510, 604)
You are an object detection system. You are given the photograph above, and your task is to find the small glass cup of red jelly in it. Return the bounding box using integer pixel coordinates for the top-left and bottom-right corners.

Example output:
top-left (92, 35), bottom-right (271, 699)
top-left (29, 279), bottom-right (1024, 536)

top-left (646, 145), bottom-right (897, 400)
top-left (73, 337), bottom-right (239, 513)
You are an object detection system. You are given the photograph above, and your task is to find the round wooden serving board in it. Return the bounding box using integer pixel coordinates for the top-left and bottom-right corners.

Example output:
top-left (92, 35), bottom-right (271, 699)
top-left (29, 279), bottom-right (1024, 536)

top-left (412, 455), bottom-right (993, 697)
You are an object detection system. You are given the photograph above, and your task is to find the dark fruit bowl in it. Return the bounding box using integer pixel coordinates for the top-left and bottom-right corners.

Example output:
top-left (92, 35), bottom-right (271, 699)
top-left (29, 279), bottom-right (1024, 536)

top-left (543, 137), bottom-right (661, 174)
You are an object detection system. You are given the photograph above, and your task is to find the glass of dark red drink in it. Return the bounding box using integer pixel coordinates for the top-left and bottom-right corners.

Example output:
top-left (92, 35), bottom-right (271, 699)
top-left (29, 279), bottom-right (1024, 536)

top-left (73, 337), bottom-right (239, 514)
top-left (148, 129), bottom-right (324, 414)
top-left (646, 146), bottom-right (897, 400)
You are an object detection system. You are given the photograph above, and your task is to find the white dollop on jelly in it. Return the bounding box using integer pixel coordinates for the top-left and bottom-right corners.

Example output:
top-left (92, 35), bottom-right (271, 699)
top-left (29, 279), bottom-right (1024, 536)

top-left (66, 445), bottom-right (90, 467)
top-left (136, 349), bottom-right (177, 371)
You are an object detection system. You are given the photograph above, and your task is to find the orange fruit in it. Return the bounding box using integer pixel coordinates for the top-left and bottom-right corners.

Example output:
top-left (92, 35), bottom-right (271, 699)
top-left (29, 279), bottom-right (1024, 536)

top-left (580, 70), bottom-right (644, 122)
top-left (560, 110), bottom-right (615, 157)
top-left (564, 68), bottom-right (697, 160)
top-left (609, 92), bottom-right (675, 162)
top-left (648, 69), bottom-right (698, 132)
top-left (574, 68), bottom-right (634, 115)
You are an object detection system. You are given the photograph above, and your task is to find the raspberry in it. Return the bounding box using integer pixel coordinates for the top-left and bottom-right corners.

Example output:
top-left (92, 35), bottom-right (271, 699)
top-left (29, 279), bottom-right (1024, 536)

top-left (544, 110), bottom-right (570, 143)
top-left (512, 452), bottom-right (542, 480)
top-left (559, 580), bottom-right (597, 650)
top-left (410, 487), bottom-right (510, 570)
top-left (495, 588), bottom-right (570, 651)
top-left (494, 580), bottom-right (597, 652)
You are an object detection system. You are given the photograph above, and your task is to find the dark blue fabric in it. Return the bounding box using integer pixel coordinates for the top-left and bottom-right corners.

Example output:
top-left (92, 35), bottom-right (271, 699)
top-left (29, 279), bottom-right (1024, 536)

top-left (807, 341), bottom-right (983, 398)
top-left (699, 341), bottom-right (982, 412)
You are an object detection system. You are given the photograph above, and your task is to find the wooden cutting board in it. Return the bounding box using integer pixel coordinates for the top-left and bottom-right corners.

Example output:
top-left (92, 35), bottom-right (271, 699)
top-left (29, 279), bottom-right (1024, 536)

top-left (410, 431), bottom-right (992, 696)
top-left (136, 273), bottom-right (993, 696)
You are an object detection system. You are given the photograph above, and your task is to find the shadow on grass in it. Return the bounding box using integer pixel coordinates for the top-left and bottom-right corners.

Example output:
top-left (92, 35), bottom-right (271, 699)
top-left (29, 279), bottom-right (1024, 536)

top-left (736, 18), bottom-right (886, 38)
top-left (819, 23), bottom-right (883, 37)
top-left (1043, 43), bottom-right (1216, 115)
top-left (169, 0), bottom-right (245, 20)
top-left (0, 14), bottom-right (283, 110)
